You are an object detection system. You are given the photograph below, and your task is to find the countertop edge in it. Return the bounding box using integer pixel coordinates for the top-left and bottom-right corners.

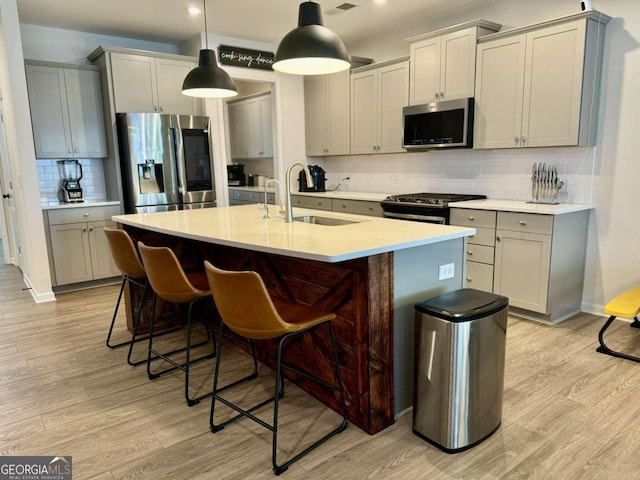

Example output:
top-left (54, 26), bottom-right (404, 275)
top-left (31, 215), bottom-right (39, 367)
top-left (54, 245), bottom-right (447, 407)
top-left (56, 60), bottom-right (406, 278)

top-left (41, 200), bottom-right (121, 210)
top-left (448, 199), bottom-right (595, 215)
top-left (112, 207), bottom-right (475, 263)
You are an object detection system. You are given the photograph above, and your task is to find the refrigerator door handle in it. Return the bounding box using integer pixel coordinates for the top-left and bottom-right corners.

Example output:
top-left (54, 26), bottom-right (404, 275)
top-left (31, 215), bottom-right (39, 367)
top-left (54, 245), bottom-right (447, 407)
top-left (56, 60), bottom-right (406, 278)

top-left (171, 126), bottom-right (186, 196)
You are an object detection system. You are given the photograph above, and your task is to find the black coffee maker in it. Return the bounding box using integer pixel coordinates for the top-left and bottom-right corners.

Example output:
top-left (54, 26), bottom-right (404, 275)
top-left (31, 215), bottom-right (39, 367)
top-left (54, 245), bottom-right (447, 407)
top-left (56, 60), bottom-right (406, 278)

top-left (227, 163), bottom-right (245, 186)
top-left (298, 165), bottom-right (326, 192)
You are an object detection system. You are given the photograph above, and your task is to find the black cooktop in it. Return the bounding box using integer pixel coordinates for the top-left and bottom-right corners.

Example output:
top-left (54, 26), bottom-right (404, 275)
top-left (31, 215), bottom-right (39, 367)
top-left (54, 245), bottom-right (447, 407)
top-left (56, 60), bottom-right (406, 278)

top-left (382, 193), bottom-right (486, 207)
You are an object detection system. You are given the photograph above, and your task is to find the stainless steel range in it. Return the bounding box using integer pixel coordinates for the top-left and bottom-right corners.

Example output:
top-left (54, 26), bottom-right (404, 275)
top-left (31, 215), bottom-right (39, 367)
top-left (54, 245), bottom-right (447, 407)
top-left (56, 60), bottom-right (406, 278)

top-left (381, 193), bottom-right (486, 224)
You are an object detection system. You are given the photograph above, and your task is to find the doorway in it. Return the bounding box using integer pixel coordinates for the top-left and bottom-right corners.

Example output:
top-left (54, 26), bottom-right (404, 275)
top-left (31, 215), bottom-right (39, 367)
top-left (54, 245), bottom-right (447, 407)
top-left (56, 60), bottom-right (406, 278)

top-left (0, 99), bottom-right (18, 266)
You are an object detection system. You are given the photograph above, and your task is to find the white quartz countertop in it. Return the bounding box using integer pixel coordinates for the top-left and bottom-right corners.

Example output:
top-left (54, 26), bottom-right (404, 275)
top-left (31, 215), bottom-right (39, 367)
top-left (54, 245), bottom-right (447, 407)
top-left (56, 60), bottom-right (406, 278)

top-left (448, 199), bottom-right (594, 215)
top-left (113, 204), bottom-right (475, 263)
top-left (41, 199), bottom-right (121, 210)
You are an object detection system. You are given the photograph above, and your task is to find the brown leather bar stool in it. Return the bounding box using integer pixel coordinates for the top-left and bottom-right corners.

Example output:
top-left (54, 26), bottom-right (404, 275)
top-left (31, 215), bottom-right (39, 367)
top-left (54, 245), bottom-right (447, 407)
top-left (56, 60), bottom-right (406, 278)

top-left (204, 261), bottom-right (348, 475)
top-left (138, 242), bottom-right (216, 406)
top-left (103, 227), bottom-right (151, 366)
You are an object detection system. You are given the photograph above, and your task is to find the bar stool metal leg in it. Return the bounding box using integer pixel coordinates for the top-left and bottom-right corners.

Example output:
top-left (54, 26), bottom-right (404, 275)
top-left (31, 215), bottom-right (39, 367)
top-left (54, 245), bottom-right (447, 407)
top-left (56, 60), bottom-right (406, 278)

top-left (271, 322), bottom-right (348, 475)
top-left (145, 294), bottom-right (217, 406)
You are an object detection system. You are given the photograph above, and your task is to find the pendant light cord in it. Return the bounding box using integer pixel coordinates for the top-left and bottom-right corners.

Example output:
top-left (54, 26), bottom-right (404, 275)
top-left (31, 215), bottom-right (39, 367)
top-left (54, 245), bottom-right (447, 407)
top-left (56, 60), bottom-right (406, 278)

top-left (203, 0), bottom-right (209, 49)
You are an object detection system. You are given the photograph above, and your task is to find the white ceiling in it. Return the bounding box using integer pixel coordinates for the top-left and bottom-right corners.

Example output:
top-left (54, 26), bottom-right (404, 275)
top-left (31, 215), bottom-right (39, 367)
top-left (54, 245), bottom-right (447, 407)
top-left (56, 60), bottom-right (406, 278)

top-left (16, 0), bottom-right (483, 47)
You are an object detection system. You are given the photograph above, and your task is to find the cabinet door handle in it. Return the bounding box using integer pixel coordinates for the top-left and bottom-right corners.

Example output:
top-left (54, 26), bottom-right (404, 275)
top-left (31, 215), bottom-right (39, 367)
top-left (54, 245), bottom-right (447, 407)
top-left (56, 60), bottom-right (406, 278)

top-left (496, 235), bottom-right (501, 242)
top-left (440, 92), bottom-right (444, 99)
top-left (435, 92), bottom-right (439, 99)
top-left (515, 137), bottom-right (519, 145)
top-left (74, 147), bottom-right (78, 153)
top-left (159, 106), bottom-right (164, 112)
top-left (519, 220), bottom-right (527, 226)
top-left (521, 136), bottom-right (526, 144)
top-left (82, 227), bottom-right (87, 232)
top-left (67, 147), bottom-right (72, 153)
top-left (89, 227), bottom-right (93, 232)
top-left (154, 106), bottom-right (159, 112)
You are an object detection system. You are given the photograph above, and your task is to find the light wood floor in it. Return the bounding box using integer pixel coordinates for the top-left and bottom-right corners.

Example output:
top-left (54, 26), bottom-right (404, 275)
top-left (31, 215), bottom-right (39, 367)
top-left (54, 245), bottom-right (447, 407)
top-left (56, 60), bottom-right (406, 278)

top-left (2, 262), bottom-right (640, 479)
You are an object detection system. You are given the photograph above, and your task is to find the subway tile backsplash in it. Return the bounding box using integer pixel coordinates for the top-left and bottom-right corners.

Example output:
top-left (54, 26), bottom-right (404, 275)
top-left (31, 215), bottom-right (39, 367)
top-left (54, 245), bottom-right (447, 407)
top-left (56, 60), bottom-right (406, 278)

top-left (37, 158), bottom-right (107, 203)
top-left (320, 146), bottom-right (594, 204)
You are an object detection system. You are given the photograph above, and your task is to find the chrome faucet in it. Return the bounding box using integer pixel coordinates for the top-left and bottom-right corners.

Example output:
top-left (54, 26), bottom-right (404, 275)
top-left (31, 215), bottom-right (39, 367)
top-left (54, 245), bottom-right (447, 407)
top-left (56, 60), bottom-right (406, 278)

top-left (261, 178), bottom-right (284, 219)
top-left (285, 161), bottom-right (313, 223)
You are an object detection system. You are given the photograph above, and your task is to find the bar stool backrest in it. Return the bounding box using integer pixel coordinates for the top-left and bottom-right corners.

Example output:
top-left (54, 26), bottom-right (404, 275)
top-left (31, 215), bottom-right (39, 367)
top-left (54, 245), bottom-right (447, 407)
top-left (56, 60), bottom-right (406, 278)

top-left (204, 261), bottom-right (296, 340)
top-left (103, 227), bottom-right (146, 279)
top-left (138, 242), bottom-right (207, 304)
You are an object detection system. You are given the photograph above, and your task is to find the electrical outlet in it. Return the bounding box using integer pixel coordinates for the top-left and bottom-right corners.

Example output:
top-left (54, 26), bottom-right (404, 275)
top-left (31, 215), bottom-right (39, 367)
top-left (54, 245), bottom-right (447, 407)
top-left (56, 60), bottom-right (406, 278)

top-left (438, 263), bottom-right (455, 280)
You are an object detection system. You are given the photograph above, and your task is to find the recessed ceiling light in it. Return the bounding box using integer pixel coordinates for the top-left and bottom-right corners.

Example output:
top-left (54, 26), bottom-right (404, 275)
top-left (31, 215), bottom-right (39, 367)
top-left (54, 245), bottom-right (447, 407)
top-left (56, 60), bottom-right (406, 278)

top-left (187, 6), bottom-right (201, 15)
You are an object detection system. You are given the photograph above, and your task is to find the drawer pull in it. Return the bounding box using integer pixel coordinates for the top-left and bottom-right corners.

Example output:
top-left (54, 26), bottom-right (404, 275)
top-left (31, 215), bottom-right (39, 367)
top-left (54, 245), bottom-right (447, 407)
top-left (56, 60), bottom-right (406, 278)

top-left (466, 277), bottom-right (472, 282)
top-left (466, 251), bottom-right (473, 256)
top-left (468, 216), bottom-right (475, 221)
top-left (83, 213), bottom-right (90, 217)
top-left (519, 220), bottom-right (527, 226)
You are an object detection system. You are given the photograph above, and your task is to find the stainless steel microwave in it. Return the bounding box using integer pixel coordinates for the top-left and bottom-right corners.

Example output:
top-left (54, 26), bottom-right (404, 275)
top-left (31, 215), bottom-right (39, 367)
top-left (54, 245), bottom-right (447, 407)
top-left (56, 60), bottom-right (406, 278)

top-left (402, 98), bottom-right (474, 150)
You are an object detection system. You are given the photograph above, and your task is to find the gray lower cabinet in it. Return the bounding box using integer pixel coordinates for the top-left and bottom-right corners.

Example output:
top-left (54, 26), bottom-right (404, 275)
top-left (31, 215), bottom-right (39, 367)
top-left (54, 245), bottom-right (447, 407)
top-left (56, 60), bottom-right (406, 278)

top-left (450, 208), bottom-right (496, 293)
top-left (229, 189), bottom-right (274, 206)
top-left (290, 195), bottom-right (332, 211)
top-left (44, 205), bottom-right (121, 287)
top-left (290, 195), bottom-right (383, 217)
top-left (451, 207), bottom-right (589, 323)
top-left (331, 198), bottom-right (383, 217)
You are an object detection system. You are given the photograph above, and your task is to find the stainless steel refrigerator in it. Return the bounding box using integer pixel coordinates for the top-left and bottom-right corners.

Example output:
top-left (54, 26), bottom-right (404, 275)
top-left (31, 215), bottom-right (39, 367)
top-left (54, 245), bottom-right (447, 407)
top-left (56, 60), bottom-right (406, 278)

top-left (117, 113), bottom-right (216, 213)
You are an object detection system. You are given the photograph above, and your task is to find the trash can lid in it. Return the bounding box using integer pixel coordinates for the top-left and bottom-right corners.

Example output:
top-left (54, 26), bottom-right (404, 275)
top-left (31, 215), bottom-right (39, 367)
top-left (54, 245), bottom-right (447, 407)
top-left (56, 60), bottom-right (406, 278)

top-left (415, 288), bottom-right (508, 322)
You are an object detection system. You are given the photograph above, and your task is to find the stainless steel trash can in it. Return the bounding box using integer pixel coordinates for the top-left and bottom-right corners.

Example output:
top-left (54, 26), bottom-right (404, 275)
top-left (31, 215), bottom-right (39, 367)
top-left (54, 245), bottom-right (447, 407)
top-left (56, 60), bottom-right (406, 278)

top-left (413, 288), bottom-right (508, 453)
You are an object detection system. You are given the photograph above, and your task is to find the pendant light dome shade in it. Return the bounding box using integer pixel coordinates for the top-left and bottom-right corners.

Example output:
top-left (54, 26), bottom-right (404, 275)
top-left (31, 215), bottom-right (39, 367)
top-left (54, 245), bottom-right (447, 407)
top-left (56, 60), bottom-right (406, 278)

top-left (273, 1), bottom-right (350, 75)
top-left (182, 49), bottom-right (238, 98)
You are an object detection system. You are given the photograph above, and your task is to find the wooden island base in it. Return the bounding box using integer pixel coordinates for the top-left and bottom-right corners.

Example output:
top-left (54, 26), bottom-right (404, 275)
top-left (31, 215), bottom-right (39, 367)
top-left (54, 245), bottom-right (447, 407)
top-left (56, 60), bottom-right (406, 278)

top-left (124, 225), bottom-right (394, 435)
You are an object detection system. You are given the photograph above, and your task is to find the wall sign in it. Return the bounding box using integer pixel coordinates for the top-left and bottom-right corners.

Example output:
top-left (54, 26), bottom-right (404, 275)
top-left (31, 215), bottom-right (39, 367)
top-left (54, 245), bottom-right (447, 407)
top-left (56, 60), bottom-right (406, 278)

top-left (218, 45), bottom-right (274, 71)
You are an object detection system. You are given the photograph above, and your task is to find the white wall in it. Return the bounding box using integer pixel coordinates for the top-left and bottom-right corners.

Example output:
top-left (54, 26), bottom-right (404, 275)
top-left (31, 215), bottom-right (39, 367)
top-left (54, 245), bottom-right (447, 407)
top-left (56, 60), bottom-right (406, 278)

top-left (0, 0), bottom-right (53, 301)
top-left (20, 24), bottom-right (178, 64)
top-left (338, 0), bottom-right (637, 315)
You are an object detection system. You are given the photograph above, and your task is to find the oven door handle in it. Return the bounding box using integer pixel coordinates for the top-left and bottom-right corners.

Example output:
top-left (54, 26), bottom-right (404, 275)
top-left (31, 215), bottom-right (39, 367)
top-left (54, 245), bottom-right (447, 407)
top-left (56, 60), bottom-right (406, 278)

top-left (383, 211), bottom-right (447, 224)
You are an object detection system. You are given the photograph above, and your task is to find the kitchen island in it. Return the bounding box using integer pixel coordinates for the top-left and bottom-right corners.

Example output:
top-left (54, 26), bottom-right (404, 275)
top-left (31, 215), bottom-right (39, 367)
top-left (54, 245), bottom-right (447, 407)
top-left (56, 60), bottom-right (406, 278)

top-left (114, 205), bottom-right (475, 434)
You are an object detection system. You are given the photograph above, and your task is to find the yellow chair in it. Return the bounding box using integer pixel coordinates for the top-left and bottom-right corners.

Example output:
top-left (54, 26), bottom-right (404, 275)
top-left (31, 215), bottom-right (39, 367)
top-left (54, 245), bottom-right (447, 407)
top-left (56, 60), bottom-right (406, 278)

top-left (597, 286), bottom-right (640, 362)
top-left (138, 242), bottom-right (216, 406)
top-left (204, 261), bottom-right (348, 475)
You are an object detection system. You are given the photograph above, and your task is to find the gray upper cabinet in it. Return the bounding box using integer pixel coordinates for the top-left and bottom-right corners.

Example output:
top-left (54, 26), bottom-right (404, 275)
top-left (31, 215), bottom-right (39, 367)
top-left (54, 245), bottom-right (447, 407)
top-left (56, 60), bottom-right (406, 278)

top-left (474, 11), bottom-right (611, 149)
top-left (407, 21), bottom-right (501, 105)
top-left (108, 52), bottom-right (203, 115)
top-left (25, 62), bottom-right (107, 159)
top-left (351, 57), bottom-right (409, 155)
top-left (227, 92), bottom-right (273, 159)
top-left (304, 70), bottom-right (350, 156)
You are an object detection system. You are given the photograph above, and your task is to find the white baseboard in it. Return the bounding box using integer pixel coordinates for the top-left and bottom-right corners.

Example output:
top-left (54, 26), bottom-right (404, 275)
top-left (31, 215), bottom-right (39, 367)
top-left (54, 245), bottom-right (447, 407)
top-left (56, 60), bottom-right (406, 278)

top-left (22, 273), bottom-right (56, 303)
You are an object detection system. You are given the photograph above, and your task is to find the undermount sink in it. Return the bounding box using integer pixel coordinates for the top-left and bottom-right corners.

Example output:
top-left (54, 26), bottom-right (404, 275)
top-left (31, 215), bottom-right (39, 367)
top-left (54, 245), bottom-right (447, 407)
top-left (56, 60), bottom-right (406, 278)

top-left (293, 215), bottom-right (360, 226)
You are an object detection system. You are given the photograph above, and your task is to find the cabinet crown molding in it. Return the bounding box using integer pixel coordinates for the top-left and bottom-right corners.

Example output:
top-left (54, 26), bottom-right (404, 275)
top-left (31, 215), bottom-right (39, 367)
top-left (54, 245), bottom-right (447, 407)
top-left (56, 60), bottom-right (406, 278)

top-left (406, 19), bottom-right (502, 43)
top-left (350, 55), bottom-right (409, 74)
top-left (478, 10), bottom-right (611, 43)
top-left (25, 59), bottom-right (100, 71)
top-left (87, 45), bottom-right (198, 63)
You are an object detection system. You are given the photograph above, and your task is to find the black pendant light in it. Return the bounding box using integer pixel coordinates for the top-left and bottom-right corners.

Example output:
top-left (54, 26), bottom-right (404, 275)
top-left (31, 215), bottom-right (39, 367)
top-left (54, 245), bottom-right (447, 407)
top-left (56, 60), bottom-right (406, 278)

top-left (273, 1), bottom-right (350, 75)
top-left (182, 0), bottom-right (237, 98)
